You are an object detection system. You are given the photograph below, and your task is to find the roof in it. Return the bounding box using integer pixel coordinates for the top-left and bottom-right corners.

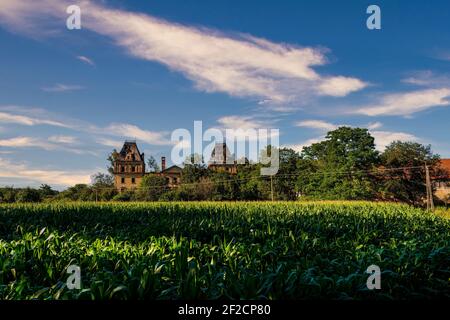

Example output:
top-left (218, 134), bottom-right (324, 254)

top-left (115, 141), bottom-right (144, 162)
top-left (162, 165), bottom-right (182, 173)
top-left (438, 159), bottom-right (450, 179)
top-left (209, 142), bottom-right (235, 164)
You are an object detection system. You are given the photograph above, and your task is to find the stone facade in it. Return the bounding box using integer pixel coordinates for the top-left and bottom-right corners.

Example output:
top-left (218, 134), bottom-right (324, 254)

top-left (112, 141), bottom-right (146, 192)
top-left (113, 142), bottom-right (183, 192)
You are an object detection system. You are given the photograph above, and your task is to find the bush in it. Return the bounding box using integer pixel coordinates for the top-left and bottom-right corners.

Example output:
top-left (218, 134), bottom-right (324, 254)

top-left (16, 188), bottom-right (42, 203)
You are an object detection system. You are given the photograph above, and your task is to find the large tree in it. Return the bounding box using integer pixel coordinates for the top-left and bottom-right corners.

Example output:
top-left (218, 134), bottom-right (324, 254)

top-left (380, 141), bottom-right (441, 205)
top-left (298, 127), bottom-right (380, 199)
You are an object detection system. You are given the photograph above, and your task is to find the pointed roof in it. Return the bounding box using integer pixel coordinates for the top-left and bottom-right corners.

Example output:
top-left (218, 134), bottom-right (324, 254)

top-left (116, 140), bottom-right (144, 162)
top-left (209, 142), bottom-right (235, 164)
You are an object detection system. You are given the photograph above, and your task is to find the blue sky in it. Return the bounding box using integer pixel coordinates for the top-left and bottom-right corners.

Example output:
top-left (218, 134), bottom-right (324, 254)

top-left (0, 0), bottom-right (449, 189)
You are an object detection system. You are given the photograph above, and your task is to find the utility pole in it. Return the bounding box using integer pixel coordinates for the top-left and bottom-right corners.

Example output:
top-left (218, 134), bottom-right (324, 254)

top-left (270, 175), bottom-right (274, 202)
top-left (425, 163), bottom-right (434, 211)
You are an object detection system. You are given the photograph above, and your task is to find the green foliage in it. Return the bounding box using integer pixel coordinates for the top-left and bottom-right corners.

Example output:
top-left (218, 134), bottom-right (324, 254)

top-left (299, 127), bottom-right (380, 200)
top-left (380, 141), bottom-right (440, 205)
top-left (0, 201), bottom-right (448, 300)
top-left (16, 188), bottom-right (42, 203)
top-left (135, 174), bottom-right (168, 201)
top-left (147, 156), bottom-right (160, 173)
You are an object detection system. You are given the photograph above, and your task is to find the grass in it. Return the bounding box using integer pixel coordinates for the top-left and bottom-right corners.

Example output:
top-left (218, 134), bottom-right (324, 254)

top-left (0, 201), bottom-right (448, 300)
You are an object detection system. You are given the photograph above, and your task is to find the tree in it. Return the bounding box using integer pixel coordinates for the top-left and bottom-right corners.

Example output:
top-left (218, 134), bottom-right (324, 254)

top-left (91, 172), bottom-right (116, 201)
top-left (136, 174), bottom-right (168, 201)
top-left (107, 150), bottom-right (117, 175)
top-left (91, 172), bottom-right (114, 186)
top-left (16, 188), bottom-right (42, 203)
top-left (298, 127), bottom-right (380, 200)
top-left (39, 184), bottom-right (58, 197)
top-left (147, 156), bottom-right (160, 173)
top-left (380, 141), bottom-right (440, 205)
top-left (0, 187), bottom-right (17, 203)
top-left (182, 153), bottom-right (208, 183)
top-left (58, 184), bottom-right (94, 201)
top-left (273, 148), bottom-right (301, 200)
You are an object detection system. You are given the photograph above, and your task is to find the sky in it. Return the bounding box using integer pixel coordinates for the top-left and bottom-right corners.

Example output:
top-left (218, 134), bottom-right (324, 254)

top-left (0, 0), bottom-right (449, 189)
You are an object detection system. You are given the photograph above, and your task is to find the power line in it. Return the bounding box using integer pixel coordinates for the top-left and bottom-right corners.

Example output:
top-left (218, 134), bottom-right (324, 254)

top-left (91, 165), bottom-right (429, 192)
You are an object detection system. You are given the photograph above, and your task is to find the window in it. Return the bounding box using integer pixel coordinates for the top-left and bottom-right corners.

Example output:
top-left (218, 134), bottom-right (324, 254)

top-left (131, 166), bottom-right (135, 172)
top-left (131, 177), bottom-right (136, 184)
top-left (120, 166), bottom-right (124, 173)
top-left (121, 177), bottom-right (125, 184)
top-left (173, 177), bottom-right (178, 184)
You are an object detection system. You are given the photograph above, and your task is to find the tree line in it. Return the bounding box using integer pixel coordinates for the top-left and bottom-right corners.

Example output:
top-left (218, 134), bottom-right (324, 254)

top-left (1, 127), bottom-right (448, 206)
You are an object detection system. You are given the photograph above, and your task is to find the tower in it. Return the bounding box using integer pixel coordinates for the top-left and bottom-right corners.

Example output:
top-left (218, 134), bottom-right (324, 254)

top-left (112, 140), bottom-right (145, 192)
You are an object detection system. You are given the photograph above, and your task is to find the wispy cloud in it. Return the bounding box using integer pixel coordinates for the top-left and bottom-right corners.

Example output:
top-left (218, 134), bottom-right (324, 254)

top-left (295, 119), bottom-right (339, 131)
top-left (96, 138), bottom-right (123, 149)
top-left (401, 70), bottom-right (450, 87)
top-left (0, 157), bottom-right (91, 187)
top-left (76, 55), bottom-right (95, 66)
top-left (0, 0), bottom-right (367, 107)
top-left (48, 135), bottom-right (78, 144)
top-left (0, 136), bottom-right (95, 155)
top-left (0, 110), bottom-right (69, 127)
top-left (353, 88), bottom-right (450, 117)
top-left (217, 116), bottom-right (269, 130)
top-left (42, 83), bottom-right (84, 92)
top-left (0, 137), bottom-right (52, 149)
top-left (106, 123), bottom-right (171, 146)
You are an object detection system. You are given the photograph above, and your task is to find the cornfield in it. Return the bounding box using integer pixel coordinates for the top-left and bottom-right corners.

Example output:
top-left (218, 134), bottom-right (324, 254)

top-left (0, 201), bottom-right (448, 299)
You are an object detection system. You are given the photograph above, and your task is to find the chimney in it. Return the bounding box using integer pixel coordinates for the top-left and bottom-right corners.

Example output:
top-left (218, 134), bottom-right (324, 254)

top-left (161, 156), bottom-right (166, 171)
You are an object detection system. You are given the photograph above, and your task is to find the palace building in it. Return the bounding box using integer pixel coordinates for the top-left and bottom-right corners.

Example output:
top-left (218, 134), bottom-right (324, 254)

top-left (112, 141), bottom-right (183, 192)
top-left (112, 140), bottom-right (146, 192)
top-left (113, 141), bottom-right (242, 191)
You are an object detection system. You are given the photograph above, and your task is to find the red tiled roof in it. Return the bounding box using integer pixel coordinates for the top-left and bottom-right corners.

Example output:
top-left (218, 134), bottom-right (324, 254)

top-left (437, 159), bottom-right (450, 179)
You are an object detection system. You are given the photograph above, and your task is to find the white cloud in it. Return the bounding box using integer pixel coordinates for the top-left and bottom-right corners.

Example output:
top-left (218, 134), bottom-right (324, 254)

top-left (0, 158), bottom-right (91, 187)
top-left (77, 55), bottom-right (95, 66)
top-left (106, 123), bottom-right (170, 146)
top-left (42, 83), bottom-right (84, 92)
top-left (217, 116), bottom-right (267, 129)
top-left (0, 0), bottom-right (367, 106)
top-left (0, 136), bottom-right (97, 155)
top-left (0, 110), bottom-right (69, 127)
top-left (367, 122), bottom-right (383, 130)
top-left (354, 88), bottom-right (450, 116)
top-left (216, 115), bottom-right (279, 142)
top-left (401, 70), bottom-right (450, 87)
top-left (48, 135), bottom-right (78, 144)
top-left (317, 76), bottom-right (367, 97)
top-left (370, 131), bottom-right (419, 151)
top-left (0, 136), bottom-right (54, 150)
top-left (295, 119), bottom-right (338, 131)
top-left (96, 138), bottom-right (123, 149)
